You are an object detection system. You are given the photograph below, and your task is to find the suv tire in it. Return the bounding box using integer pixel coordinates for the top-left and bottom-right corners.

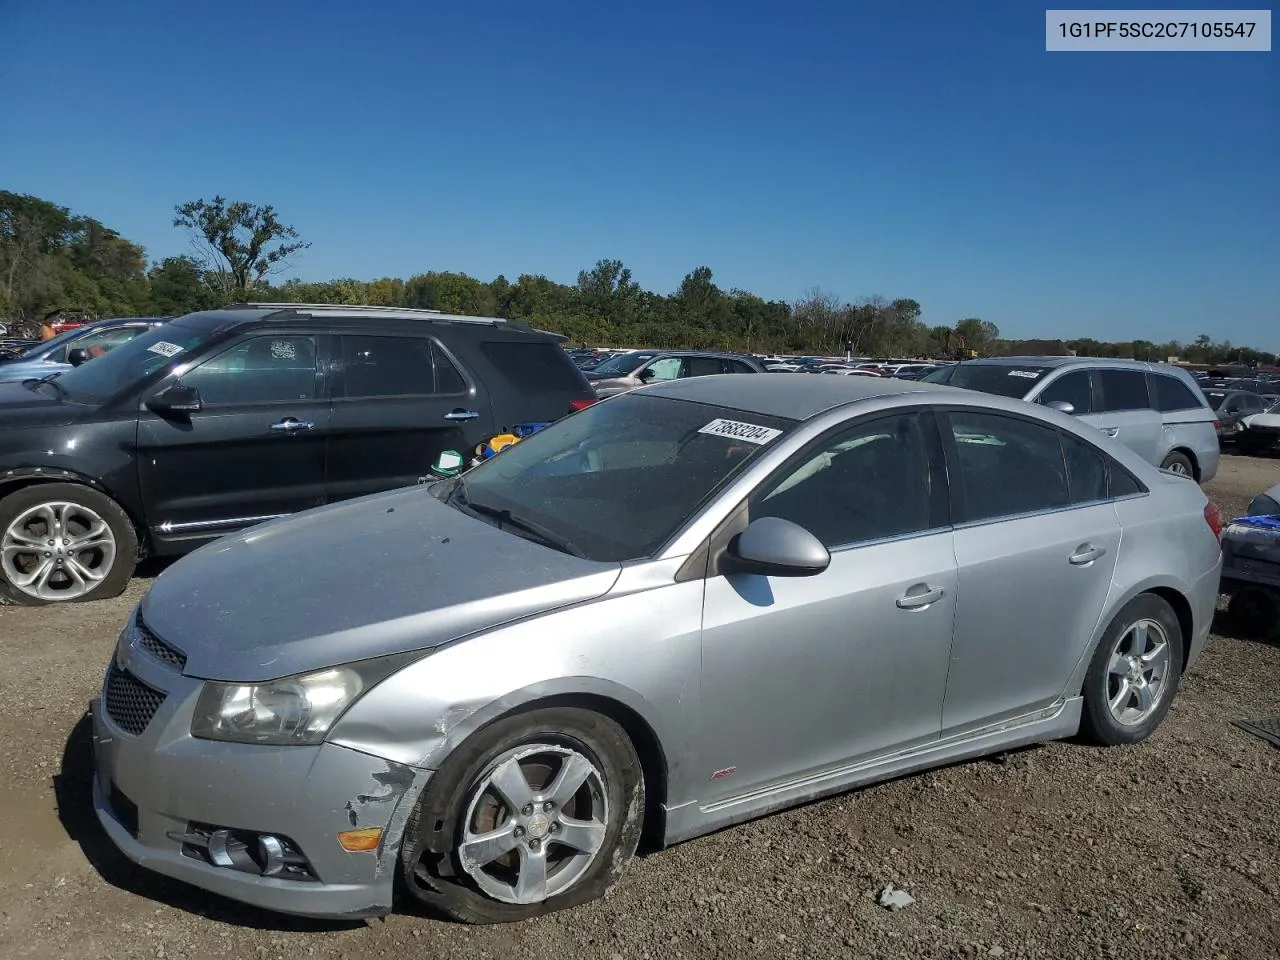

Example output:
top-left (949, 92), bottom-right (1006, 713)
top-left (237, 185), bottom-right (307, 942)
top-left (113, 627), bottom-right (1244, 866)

top-left (0, 483), bottom-right (138, 605)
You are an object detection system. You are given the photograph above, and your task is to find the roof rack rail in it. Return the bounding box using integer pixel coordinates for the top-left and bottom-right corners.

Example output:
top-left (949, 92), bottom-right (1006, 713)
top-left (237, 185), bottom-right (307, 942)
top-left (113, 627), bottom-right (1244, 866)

top-left (231, 303), bottom-right (511, 325)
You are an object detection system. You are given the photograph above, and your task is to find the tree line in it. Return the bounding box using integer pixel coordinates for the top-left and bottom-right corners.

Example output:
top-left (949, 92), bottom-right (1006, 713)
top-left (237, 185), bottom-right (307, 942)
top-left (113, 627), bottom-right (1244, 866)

top-left (2, 190), bottom-right (1274, 366)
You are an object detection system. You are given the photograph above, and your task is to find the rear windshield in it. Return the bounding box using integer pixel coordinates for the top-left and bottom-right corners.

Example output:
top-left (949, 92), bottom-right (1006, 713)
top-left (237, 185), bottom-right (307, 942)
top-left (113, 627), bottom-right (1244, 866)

top-left (480, 341), bottom-right (588, 393)
top-left (924, 363), bottom-right (1052, 399)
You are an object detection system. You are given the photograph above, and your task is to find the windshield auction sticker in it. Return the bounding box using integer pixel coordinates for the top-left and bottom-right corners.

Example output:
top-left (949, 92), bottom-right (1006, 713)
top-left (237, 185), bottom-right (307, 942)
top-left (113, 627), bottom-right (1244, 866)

top-left (1008, 370), bottom-right (1042, 379)
top-left (146, 341), bottom-right (184, 357)
top-left (698, 418), bottom-right (783, 445)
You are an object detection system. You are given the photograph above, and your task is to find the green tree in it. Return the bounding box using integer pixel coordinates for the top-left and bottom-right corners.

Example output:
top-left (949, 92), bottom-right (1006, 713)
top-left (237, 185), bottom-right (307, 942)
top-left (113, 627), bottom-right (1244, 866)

top-left (954, 317), bottom-right (1000, 355)
top-left (173, 196), bottom-right (309, 296)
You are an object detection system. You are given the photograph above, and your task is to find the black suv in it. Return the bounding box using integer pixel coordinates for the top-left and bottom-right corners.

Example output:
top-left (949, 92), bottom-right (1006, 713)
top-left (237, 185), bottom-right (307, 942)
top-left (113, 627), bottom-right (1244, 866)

top-left (0, 303), bottom-right (595, 604)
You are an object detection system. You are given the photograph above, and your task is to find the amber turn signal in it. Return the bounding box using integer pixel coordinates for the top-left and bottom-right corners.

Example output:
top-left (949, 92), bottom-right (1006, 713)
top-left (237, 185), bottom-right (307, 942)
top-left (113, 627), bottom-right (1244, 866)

top-left (337, 827), bottom-right (383, 852)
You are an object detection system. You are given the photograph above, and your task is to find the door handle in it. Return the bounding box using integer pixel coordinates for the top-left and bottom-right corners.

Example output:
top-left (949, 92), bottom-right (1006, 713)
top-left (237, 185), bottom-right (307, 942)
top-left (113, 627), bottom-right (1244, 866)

top-left (1101, 427), bottom-right (1119, 437)
top-left (270, 418), bottom-right (314, 432)
top-left (1069, 544), bottom-right (1106, 565)
top-left (444, 409), bottom-right (479, 421)
top-left (896, 584), bottom-right (945, 610)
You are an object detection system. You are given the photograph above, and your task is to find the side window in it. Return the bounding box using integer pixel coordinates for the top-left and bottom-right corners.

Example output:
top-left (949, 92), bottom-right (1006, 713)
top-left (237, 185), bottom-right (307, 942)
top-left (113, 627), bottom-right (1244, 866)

top-left (1038, 371), bottom-right (1093, 414)
top-left (752, 414), bottom-right (936, 548)
top-left (1150, 373), bottom-right (1203, 412)
top-left (342, 336), bottom-right (436, 398)
top-left (1246, 395), bottom-right (1267, 414)
top-left (684, 356), bottom-right (724, 378)
top-left (946, 411), bottom-right (1069, 522)
top-left (1097, 369), bottom-right (1150, 412)
top-left (433, 343), bottom-right (467, 394)
top-left (726, 359), bottom-right (755, 374)
top-left (644, 357), bottom-right (683, 381)
top-left (1061, 433), bottom-right (1108, 504)
top-left (1109, 464), bottom-right (1144, 498)
top-left (479, 341), bottom-right (578, 393)
top-left (181, 336), bottom-right (318, 405)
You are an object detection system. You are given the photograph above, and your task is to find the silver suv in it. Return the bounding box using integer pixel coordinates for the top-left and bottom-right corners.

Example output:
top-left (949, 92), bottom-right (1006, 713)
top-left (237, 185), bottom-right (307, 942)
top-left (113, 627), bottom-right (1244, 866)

top-left (925, 356), bottom-right (1220, 481)
top-left (584, 350), bottom-right (763, 398)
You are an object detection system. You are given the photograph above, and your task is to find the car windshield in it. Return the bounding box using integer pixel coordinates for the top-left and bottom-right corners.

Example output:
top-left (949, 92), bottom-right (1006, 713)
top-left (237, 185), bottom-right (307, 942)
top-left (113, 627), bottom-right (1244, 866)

top-left (922, 362), bottom-right (1052, 398)
top-left (590, 352), bottom-right (653, 376)
top-left (39, 319), bottom-right (219, 404)
top-left (447, 392), bottom-right (793, 562)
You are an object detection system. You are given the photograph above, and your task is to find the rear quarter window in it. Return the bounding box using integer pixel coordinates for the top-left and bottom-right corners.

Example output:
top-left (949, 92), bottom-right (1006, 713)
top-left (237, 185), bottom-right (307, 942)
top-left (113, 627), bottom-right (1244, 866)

top-left (1097, 369), bottom-right (1151, 412)
top-left (1149, 373), bottom-right (1205, 412)
top-left (480, 341), bottom-right (588, 393)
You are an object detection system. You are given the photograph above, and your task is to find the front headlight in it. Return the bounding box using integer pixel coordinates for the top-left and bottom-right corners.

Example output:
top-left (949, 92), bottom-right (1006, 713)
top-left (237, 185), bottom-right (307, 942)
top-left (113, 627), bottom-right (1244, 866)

top-left (191, 652), bottom-right (423, 745)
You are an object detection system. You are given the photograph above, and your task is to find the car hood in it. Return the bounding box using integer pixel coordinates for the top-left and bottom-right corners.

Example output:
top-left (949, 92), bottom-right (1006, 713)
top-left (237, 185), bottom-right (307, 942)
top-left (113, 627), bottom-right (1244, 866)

top-left (140, 487), bottom-right (623, 682)
top-left (0, 379), bottom-right (89, 427)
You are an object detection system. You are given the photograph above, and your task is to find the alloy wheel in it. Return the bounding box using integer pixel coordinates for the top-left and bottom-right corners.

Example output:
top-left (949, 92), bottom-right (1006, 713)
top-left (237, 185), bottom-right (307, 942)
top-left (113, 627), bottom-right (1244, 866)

top-left (456, 743), bottom-right (609, 905)
top-left (1106, 618), bottom-right (1171, 725)
top-left (0, 501), bottom-right (117, 601)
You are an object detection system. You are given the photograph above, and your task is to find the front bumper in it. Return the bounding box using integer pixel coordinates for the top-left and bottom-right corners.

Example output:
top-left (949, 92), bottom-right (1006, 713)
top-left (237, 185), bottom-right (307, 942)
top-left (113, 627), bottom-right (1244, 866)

top-left (90, 657), bottom-right (431, 919)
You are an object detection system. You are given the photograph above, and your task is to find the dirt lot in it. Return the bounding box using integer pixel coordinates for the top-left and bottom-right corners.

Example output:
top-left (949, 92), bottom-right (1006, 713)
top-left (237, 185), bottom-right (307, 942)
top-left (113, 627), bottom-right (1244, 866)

top-left (1, 454), bottom-right (1278, 960)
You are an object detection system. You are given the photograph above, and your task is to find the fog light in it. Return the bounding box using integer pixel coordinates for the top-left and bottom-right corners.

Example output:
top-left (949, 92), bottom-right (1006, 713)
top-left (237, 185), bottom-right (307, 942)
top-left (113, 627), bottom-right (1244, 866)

top-left (337, 827), bottom-right (383, 852)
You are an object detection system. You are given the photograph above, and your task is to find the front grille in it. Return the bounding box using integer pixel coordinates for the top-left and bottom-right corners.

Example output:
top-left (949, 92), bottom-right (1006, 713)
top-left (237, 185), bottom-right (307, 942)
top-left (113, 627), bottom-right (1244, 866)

top-left (104, 665), bottom-right (166, 736)
top-left (135, 622), bottom-right (187, 671)
top-left (109, 782), bottom-right (139, 837)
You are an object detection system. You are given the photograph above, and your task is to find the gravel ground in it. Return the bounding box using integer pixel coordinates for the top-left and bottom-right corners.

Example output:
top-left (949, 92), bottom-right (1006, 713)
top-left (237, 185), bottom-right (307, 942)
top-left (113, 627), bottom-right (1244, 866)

top-left (1, 453), bottom-right (1278, 960)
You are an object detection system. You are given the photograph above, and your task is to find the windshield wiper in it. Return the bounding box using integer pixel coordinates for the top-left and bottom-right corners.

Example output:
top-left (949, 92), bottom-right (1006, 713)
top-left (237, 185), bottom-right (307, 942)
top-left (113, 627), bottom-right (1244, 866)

top-left (22, 372), bottom-right (67, 397)
top-left (450, 483), bottom-right (586, 559)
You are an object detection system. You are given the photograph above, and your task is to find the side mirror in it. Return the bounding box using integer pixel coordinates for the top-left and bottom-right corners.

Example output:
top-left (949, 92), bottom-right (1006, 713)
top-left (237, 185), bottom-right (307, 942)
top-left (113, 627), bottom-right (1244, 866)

top-left (1046, 400), bottom-right (1076, 415)
top-left (637, 367), bottom-right (656, 381)
top-left (66, 347), bottom-right (92, 367)
top-left (723, 517), bottom-right (830, 577)
top-left (145, 383), bottom-right (203, 416)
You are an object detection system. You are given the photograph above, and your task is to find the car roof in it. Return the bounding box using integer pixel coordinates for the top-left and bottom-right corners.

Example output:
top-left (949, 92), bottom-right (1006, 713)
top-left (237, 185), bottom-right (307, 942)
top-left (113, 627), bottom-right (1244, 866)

top-left (639, 372), bottom-right (950, 420)
top-left (955, 355), bottom-right (1191, 374)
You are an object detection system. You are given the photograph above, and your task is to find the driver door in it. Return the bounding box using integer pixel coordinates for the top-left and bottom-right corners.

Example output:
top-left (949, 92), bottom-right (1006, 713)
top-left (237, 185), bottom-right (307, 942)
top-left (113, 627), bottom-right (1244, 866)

top-left (698, 411), bottom-right (956, 804)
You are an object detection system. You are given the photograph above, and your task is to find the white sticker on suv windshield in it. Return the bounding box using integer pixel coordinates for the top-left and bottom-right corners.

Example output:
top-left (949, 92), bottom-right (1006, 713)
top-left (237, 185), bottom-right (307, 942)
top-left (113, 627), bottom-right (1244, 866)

top-left (146, 341), bottom-right (183, 358)
top-left (1008, 369), bottom-right (1041, 379)
top-left (698, 418), bottom-right (782, 445)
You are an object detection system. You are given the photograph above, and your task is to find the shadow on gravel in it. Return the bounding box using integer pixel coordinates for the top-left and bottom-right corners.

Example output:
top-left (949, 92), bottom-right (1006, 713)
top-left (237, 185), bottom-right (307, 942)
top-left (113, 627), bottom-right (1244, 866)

top-left (54, 713), bottom-right (367, 933)
top-left (1212, 607), bottom-right (1280, 647)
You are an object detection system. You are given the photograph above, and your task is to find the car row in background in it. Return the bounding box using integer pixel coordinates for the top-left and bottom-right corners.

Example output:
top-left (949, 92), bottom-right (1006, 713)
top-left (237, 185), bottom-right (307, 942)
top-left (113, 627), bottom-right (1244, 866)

top-left (0, 316), bottom-right (171, 384)
top-left (0, 303), bottom-right (595, 605)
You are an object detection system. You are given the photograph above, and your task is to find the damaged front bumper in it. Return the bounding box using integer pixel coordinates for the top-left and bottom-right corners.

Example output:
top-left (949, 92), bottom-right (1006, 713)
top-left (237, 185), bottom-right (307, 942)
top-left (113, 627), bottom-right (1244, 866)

top-left (91, 677), bottom-right (431, 919)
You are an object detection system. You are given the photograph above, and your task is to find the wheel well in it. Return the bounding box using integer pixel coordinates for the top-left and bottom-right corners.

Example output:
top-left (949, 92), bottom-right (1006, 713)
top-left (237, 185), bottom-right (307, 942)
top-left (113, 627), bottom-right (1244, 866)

top-left (1166, 447), bottom-right (1200, 481)
top-left (1146, 586), bottom-right (1195, 674)
top-left (507, 693), bottom-right (669, 852)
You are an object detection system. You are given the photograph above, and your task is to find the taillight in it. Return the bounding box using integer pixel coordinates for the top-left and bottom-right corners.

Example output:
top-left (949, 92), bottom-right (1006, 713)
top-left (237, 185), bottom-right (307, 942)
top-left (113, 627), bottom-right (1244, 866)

top-left (569, 399), bottom-right (596, 412)
top-left (1212, 420), bottom-right (1220, 432)
top-left (1204, 502), bottom-right (1223, 540)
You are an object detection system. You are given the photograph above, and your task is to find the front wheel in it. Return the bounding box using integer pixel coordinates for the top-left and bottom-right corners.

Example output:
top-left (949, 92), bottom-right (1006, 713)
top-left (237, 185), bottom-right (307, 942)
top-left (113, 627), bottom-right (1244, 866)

top-left (1080, 594), bottom-right (1183, 746)
top-left (0, 483), bottom-right (138, 605)
top-left (400, 707), bottom-right (644, 923)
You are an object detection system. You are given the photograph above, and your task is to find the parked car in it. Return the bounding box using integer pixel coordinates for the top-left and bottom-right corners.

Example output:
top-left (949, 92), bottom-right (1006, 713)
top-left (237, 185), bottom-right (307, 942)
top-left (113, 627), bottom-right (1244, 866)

top-left (584, 350), bottom-right (763, 397)
top-left (923, 357), bottom-right (1220, 481)
top-left (92, 375), bottom-right (1222, 923)
top-left (1238, 400), bottom-right (1280, 454)
top-left (1204, 389), bottom-right (1271, 442)
top-left (0, 303), bottom-right (595, 604)
top-left (0, 316), bottom-right (169, 385)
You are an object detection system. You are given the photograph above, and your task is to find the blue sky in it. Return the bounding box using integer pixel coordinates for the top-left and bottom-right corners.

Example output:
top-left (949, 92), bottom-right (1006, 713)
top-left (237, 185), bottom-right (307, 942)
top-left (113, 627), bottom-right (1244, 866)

top-left (1, 0), bottom-right (1275, 348)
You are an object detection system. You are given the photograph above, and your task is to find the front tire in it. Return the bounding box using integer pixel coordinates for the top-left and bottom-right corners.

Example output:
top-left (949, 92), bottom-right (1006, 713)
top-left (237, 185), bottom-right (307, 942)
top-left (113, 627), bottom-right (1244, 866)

top-left (0, 483), bottom-right (138, 605)
top-left (1080, 594), bottom-right (1183, 746)
top-left (399, 707), bottom-right (644, 924)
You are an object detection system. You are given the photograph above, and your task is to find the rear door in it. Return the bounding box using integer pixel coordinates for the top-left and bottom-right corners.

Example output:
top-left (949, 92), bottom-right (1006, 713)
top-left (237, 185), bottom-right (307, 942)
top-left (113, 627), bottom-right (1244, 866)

top-left (326, 333), bottom-right (494, 501)
top-left (1082, 369), bottom-right (1163, 466)
top-left (137, 332), bottom-right (330, 546)
top-left (940, 409), bottom-right (1122, 733)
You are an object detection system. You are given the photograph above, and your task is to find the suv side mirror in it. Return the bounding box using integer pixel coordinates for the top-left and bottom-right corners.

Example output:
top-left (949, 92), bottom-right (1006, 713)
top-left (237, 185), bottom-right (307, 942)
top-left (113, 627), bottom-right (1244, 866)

top-left (66, 347), bottom-right (91, 367)
top-left (723, 517), bottom-right (830, 577)
top-left (1045, 400), bottom-right (1076, 415)
top-left (145, 383), bottom-right (203, 416)
top-left (637, 367), bottom-right (656, 381)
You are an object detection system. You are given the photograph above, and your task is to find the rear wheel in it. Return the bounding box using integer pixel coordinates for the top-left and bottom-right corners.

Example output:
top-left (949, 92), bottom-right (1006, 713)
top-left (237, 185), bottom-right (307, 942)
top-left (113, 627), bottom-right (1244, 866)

top-left (0, 483), bottom-right (137, 605)
top-left (399, 707), bottom-right (644, 924)
top-left (1160, 451), bottom-right (1194, 477)
top-left (1080, 594), bottom-right (1183, 746)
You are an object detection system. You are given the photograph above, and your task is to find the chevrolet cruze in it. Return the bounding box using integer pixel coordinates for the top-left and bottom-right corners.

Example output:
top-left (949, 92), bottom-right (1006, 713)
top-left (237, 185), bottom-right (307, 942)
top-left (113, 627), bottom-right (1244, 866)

top-left (92, 375), bottom-right (1223, 923)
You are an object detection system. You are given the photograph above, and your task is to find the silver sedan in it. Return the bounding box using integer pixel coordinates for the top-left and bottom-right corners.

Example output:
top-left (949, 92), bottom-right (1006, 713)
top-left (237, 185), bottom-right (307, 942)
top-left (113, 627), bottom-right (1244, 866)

top-left (91, 375), bottom-right (1223, 923)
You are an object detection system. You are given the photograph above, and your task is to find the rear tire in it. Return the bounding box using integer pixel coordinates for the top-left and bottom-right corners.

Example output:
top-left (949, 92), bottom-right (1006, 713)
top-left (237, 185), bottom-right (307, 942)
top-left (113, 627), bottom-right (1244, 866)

top-left (0, 483), bottom-right (138, 605)
top-left (1160, 451), bottom-right (1194, 477)
top-left (399, 707), bottom-right (644, 924)
top-left (1080, 594), bottom-right (1183, 746)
